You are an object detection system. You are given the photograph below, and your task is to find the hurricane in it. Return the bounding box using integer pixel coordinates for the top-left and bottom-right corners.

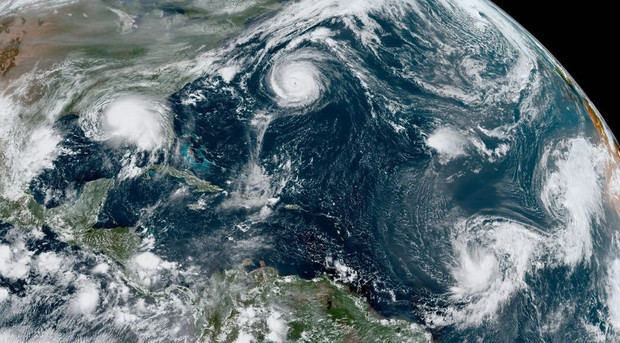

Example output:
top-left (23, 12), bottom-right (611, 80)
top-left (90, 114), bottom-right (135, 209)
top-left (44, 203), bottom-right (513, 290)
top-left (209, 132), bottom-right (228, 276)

top-left (1, 0), bottom-right (619, 342)
top-left (267, 49), bottom-right (328, 108)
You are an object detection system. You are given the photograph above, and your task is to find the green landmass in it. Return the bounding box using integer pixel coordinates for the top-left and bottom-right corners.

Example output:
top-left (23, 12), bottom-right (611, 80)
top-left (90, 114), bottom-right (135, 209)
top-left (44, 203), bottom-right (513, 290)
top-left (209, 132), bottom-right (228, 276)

top-left (149, 165), bottom-right (222, 193)
top-left (0, 178), bottom-right (139, 263)
top-left (0, 177), bottom-right (430, 341)
top-left (194, 267), bottom-right (430, 343)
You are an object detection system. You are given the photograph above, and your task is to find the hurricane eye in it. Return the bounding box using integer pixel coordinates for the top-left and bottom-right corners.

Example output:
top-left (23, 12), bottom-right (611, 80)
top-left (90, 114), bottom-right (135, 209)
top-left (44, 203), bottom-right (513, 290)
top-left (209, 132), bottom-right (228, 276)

top-left (267, 49), bottom-right (328, 108)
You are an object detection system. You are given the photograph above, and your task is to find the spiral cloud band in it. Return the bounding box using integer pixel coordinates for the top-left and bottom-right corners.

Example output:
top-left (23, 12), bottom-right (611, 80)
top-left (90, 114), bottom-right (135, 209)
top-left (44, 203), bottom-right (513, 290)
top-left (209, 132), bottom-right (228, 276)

top-left (267, 50), bottom-right (328, 108)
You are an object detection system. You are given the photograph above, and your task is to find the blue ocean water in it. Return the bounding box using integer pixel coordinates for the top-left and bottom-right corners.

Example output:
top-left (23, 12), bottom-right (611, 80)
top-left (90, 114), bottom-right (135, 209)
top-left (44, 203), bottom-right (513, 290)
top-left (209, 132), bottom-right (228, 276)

top-left (2, 0), bottom-right (619, 341)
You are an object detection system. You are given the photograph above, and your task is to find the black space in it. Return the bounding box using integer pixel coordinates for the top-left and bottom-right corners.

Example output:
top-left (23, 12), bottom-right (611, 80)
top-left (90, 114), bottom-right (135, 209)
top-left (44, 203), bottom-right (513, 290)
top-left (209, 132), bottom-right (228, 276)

top-left (490, 1), bottom-right (617, 136)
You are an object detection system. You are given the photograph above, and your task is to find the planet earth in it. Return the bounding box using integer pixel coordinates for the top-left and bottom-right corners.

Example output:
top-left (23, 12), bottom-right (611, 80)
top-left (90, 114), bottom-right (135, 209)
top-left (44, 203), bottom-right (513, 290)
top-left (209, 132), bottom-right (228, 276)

top-left (1, 0), bottom-right (619, 342)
